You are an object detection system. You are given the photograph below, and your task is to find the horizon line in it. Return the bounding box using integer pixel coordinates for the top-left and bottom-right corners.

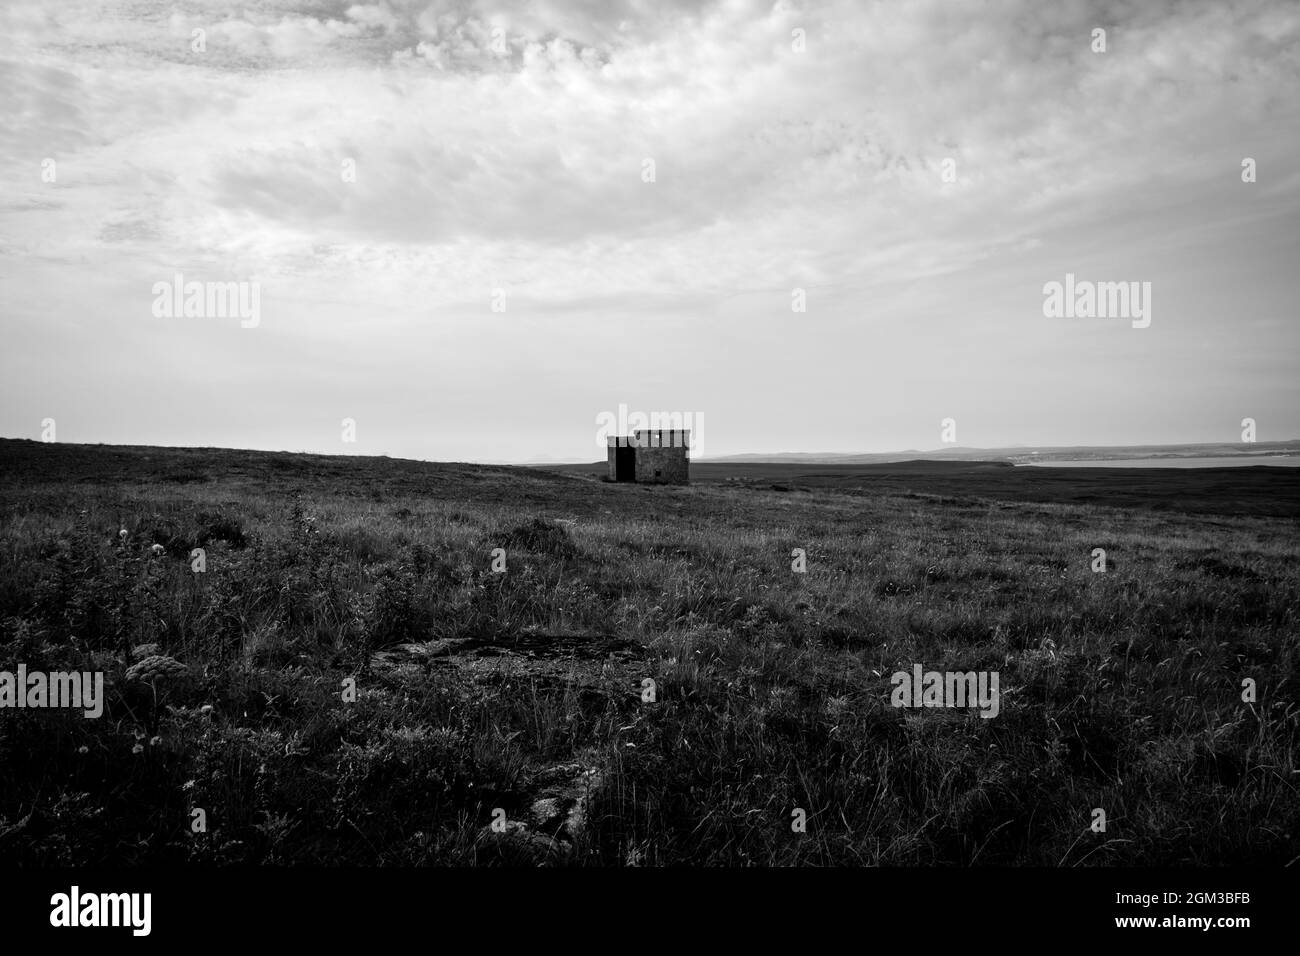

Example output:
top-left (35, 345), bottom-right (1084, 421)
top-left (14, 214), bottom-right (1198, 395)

top-left (4, 435), bottom-right (1298, 468)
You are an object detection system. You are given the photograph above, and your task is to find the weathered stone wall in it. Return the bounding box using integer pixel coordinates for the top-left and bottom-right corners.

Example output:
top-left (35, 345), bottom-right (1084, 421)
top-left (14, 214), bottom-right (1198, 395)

top-left (632, 430), bottom-right (689, 484)
top-left (606, 430), bottom-right (690, 484)
top-left (633, 445), bottom-right (688, 483)
top-left (606, 437), bottom-right (620, 480)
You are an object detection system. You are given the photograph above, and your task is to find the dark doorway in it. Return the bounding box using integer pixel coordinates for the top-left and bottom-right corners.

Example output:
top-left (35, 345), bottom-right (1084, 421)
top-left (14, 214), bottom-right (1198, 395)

top-left (615, 444), bottom-right (636, 481)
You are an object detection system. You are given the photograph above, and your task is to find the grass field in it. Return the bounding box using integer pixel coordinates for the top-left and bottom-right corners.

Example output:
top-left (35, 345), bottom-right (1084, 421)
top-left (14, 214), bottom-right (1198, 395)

top-left (0, 438), bottom-right (1297, 866)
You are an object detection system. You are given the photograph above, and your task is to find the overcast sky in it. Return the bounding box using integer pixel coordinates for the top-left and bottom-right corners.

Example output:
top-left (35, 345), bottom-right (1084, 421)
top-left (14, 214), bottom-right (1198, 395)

top-left (2, 0), bottom-right (1297, 462)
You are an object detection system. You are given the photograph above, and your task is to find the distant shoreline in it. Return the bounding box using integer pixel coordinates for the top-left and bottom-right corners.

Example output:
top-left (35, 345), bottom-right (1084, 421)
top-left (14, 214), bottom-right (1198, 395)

top-left (1017, 455), bottom-right (1300, 468)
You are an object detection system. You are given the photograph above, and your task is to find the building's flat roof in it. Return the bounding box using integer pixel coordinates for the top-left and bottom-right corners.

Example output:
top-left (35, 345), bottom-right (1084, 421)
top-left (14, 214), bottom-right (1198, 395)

top-left (607, 431), bottom-right (691, 446)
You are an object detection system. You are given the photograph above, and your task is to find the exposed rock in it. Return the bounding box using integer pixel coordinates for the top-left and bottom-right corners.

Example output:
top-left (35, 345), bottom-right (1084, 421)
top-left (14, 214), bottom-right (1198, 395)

top-left (529, 761), bottom-right (603, 844)
top-left (476, 820), bottom-right (561, 865)
top-left (476, 760), bottom-right (604, 864)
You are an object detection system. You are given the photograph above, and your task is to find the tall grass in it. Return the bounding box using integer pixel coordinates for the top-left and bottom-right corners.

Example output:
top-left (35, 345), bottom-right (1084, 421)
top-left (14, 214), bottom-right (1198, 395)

top-left (0, 443), bottom-right (1296, 865)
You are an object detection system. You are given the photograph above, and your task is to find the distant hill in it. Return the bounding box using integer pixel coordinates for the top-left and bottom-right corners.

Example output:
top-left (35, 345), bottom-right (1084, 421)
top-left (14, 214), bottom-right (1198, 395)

top-left (2, 437), bottom-right (1297, 518)
top-left (698, 440), bottom-right (1300, 465)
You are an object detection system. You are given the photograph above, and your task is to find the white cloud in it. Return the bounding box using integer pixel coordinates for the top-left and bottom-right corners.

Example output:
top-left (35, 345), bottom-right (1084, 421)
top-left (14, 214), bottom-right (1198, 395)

top-left (1, 0), bottom-right (1298, 458)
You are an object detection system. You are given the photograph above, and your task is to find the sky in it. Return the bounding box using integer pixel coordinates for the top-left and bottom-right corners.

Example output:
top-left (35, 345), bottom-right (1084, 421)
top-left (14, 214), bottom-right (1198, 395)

top-left (1, 0), bottom-right (1298, 463)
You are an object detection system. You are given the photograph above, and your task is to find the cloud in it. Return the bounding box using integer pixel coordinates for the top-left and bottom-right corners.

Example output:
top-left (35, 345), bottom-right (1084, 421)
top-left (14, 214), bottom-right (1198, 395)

top-left (1, 0), bottom-right (1298, 457)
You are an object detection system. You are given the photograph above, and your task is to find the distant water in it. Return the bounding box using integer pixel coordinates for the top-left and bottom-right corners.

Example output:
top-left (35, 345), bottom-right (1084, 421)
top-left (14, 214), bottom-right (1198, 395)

top-left (1019, 456), bottom-right (1300, 469)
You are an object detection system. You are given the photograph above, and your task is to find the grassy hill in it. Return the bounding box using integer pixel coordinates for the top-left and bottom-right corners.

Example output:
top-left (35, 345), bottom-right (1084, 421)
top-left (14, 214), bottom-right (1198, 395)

top-left (0, 438), bottom-right (1296, 865)
top-left (551, 456), bottom-right (1300, 517)
top-left (697, 440), bottom-right (1300, 465)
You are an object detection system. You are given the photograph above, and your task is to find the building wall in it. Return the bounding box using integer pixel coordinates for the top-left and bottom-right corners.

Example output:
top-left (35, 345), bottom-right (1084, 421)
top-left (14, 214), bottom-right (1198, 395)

top-left (606, 438), bottom-right (636, 481)
top-left (633, 429), bottom-right (689, 484)
top-left (606, 438), bottom-right (619, 480)
top-left (634, 444), bottom-right (689, 483)
top-left (606, 430), bottom-right (690, 484)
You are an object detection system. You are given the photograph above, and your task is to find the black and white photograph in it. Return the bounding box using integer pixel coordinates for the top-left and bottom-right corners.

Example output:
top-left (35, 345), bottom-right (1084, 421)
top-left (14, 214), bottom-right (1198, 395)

top-left (0, 0), bottom-right (1296, 940)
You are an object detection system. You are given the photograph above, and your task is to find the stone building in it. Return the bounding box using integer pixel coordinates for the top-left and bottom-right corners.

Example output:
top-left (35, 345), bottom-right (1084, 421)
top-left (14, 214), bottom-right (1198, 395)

top-left (606, 429), bottom-right (690, 484)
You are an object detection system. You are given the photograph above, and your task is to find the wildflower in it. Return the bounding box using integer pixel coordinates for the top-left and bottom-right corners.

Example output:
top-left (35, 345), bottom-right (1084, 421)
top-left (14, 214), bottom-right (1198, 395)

top-left (126, 655), bottom-right (186, 683)
top-left (119, 528), bottom-right (128, 539)
top-left (769, 686), bottom-right (796, 708)
top-left (150, 543), bottom-right (165, 556)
